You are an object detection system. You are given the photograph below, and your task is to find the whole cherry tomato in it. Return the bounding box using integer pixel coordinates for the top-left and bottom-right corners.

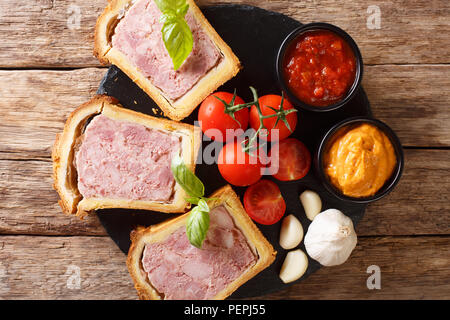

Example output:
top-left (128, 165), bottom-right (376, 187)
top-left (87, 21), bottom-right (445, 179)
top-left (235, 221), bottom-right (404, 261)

top-left (217, 140), bottom-right (265, 187)
top-left (198, 92), bottom-right (248, 142)
top-left (249, 94), bottom-right (297, 141)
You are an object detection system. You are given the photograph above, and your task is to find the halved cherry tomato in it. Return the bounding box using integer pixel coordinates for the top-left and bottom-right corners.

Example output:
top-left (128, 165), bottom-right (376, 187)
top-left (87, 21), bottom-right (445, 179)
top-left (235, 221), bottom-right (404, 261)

top-left (244, 179), bottom-right (286, 225)
top-left (249, 95), bottom-right (297, 141)
top-left (198, 92), bottom-right (249, 142)
top-left (218, 140), bottom-right (265, 186)
top-left (270, 138), bottom-right (311, 181)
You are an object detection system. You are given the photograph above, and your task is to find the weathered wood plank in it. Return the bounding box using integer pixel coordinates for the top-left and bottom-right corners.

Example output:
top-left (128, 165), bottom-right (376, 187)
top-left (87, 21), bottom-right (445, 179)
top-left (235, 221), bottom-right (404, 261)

top-left (0, 69), bottom-right (105, 158)
top-left (0, 0), bottom-right (104, 68)
top-left (0, 235), bottom-right (448, 299)
top-left (0, 66), bottom-right (448, 159)
top-left (250, 236), bottom-right (450, 300)
top-left (0, 0), bottom-right (448, 67)
top-left (0, 235), bottom-right (135, 299)
top-left (0, 149), bottom-right (448, 237)
top-left (363, 65), bottom-right (450, 147)
top-left (356, 149), bottom-right (450, 236)
top-left (0, 157), bottom-right (105, 236)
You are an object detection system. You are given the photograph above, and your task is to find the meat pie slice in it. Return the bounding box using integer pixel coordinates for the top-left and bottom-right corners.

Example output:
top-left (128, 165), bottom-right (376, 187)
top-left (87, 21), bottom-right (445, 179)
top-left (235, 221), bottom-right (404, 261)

top-left (52, 95), bottom-right (200, 217)
top-left (127, 185), bottom-right (276, 300)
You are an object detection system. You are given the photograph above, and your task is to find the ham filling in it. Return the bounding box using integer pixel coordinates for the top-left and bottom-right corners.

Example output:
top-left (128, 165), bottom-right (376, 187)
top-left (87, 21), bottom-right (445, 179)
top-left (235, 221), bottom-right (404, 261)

top-left (111, 0), bottom-right (222, 101)
top-left (75, 114), bottom-right (181, 202)
top-left (142, 205), bottom-right (257, 300)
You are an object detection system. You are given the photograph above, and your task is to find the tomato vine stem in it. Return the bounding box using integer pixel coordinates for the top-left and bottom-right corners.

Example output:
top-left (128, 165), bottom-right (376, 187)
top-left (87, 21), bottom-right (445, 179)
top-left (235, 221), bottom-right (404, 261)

top-left (215, 87), bottom-right (297, 155)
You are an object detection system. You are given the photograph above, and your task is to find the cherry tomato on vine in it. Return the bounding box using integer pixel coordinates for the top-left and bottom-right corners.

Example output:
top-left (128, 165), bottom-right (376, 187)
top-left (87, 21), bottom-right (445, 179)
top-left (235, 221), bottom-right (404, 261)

top-left (269, 138), bottom-right (311, 181)
top-left (217, 140), bottom-right (265, 187)
top-left (198, 92), bottom-right (249, 142)
top-left (249, 95), bottom-right (297, 141)
top-left (244, 179), bottom-right (286, 225)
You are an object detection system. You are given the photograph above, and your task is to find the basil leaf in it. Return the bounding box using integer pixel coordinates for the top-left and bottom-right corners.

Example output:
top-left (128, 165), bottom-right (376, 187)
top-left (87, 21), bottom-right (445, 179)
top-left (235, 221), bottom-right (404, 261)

top-left (159, 11), bottom-right (177, 24)
top-left (185, 196), bottom-right (200, 205)
top-left (171, 156), bottom-right (211, 248)
top-left (161, 16), bottom-right (193, 70)
top-left (197, 198), bottom-right (209, 213)
top-left (154, 0), bottom-right (193, 70)
top-left (154, 0), bottom-right (187, 14)
top-left (186, 205), bottom-right (210, 249)
top-left (176, 3), bottom-right (189, 17)
top-left (171, 155), bottom-right (204, 198)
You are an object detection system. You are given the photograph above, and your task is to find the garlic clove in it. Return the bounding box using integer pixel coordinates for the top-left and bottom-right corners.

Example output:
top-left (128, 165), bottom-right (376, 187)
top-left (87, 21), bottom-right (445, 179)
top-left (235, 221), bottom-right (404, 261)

top-left (279, 249), bottom-right (309, 283)
top-left (300, 190), bottom-right (322, 221)
top-left (279, 214), bottom-right (303, 250)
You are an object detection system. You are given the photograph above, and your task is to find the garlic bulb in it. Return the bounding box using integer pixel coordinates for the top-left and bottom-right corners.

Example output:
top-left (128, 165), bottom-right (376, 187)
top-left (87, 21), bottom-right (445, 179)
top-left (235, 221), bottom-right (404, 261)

top-left (304, 209), bottom-right (357, 266)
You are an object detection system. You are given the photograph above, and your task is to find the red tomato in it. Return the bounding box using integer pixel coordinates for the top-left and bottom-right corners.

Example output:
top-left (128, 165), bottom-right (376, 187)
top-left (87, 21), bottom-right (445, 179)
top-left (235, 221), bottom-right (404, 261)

top-left (249, 95), bottom-right (297, 141)
top-left (218, 141), bottom-right (264, 187)
top-left (243, 179), bottom-right (286, 225)
top-left (270, 138), bottom-right (311, 181)
top-left (198, 92), bottom-right (249, 142)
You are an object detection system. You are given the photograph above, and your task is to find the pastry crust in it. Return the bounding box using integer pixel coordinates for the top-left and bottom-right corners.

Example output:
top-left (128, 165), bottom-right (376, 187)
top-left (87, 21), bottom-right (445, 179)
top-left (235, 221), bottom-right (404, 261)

top-left (94, 0), bottom-right (242, 121)
top-left (51, 95), bottom-right (201, 218)
top-left (127, 185), bottom-right (277, 300)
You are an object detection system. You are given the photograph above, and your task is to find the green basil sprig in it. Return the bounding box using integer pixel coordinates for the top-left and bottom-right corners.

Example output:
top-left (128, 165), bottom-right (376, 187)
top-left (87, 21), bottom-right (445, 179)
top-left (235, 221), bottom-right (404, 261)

top-left (171, 154), bottom-right (204, 199)
top-left (171, 155), bottom-right (212, 248)
top-left (154, 0), bottom-right (193, 70)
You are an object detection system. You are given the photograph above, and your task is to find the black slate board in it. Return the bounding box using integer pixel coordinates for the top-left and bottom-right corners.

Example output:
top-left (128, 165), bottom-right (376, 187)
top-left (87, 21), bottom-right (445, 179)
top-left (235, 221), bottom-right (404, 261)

top-left (96, 4), bottom-right (371, 298)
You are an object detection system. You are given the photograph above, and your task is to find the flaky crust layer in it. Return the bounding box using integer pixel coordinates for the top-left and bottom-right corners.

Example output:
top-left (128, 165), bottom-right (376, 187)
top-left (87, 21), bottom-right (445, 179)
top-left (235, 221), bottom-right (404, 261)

top-left (51, 95), bottom-right (201, 218)
top-left (127, 185), bottom-right (277, 300)
top-left (94, 0), bottom-right (242, 121)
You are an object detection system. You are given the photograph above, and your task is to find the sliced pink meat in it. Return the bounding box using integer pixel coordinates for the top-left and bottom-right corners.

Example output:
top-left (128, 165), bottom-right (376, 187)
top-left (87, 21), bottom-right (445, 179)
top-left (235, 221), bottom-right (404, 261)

top-left (142, 205), bottom-right (257, 300)
top-left (75, 114), bottom-right (181, 202)
top-left (111, 0), bottom-right (222, 101)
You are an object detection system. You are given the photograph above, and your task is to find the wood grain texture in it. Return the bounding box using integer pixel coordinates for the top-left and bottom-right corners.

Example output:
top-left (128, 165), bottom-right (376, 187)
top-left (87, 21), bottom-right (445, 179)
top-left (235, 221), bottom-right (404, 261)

top-left (0, 0), bottom-right (104, 68)
top-left (0, 235), bottom-right (135, 299)
top-left (249, 236), bottom-right (450, 300)
top-left (363, 65), bottom-right (450, 147)
top-left (0, 0), bottom-right (448, 67)
top-left (0, 69), bottom-right (104, 158)
top-left (355, 149), bottom-right (450, 236)
top-left (0, 0), bottom-right (448, 301)
top-left (0, 66), bottom-right (448, 160)
top-left (0, 149), bottom-right (448, 237)
top-left (0, 235), bottom-right (448, 299)
top-left (0, 159), bottom-right (104, 236)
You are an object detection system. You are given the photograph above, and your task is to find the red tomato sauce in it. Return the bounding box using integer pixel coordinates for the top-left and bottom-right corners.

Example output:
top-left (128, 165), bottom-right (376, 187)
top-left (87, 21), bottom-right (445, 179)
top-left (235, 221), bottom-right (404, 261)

top-left (283, 30), bottom-right (356, 107)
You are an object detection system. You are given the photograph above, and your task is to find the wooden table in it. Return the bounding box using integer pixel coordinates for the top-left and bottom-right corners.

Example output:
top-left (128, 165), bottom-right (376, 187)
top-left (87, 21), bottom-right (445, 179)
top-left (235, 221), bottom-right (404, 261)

top-left (0, 0), bottom-right (448, 300)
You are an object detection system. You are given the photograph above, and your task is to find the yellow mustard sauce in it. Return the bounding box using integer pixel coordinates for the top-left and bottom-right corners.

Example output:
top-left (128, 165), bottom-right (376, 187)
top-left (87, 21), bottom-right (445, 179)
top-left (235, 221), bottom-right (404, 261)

top-left (324, 123), bottom-right (397, 198)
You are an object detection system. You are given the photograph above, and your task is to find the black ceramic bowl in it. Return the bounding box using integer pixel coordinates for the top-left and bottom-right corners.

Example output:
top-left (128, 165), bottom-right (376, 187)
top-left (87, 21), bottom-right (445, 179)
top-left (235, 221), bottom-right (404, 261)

top-left (315, 117), bottom-right (404, 203)
top-left (276, 22), bottom-right (364, 112)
